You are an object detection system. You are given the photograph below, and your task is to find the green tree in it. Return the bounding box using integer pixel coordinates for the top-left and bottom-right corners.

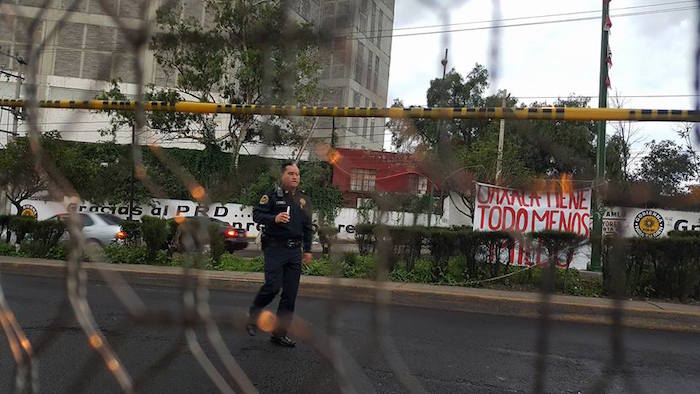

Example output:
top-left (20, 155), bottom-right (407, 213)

top-left (96, 80), bottom-right (201, 142)
top-left (635, 140), bottom-right (697, 195)
top-left (389, 62), bottom-right (597, 220)
top-left (511, 97), bottom-right (596, 178)
top-left (151, 0), bottom-right (321, 171)
top-left (677, 122), bottom-right (700, 184)
top-left (389, 64), bottom-right (491, 150)
top-left (605, 133), bottom-right (627, 185)
top-left (0, 131), bottom-right (86, 214)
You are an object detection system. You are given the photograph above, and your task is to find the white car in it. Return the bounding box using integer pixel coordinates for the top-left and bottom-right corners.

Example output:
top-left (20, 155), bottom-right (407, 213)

top-left (46, 212), bottom-right (126, 246)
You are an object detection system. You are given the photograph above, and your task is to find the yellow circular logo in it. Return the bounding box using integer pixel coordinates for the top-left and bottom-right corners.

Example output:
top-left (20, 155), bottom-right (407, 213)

top-left (299, 198), bottom-right (306, 208)
top-left (20, 204), bottom-right (38, 218)
top-left (259, 195), bottom-right (269, 205)
top-left (633, 210), bottom-right (664, 237)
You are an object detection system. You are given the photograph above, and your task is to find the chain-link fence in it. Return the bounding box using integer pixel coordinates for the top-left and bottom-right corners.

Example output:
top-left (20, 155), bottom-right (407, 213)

top-left (0, 0), bottom-right (699, 392)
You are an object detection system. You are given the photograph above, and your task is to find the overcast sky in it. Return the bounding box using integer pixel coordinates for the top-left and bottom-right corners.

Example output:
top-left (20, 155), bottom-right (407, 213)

top-left (384, 0), bottom-right (697, 156)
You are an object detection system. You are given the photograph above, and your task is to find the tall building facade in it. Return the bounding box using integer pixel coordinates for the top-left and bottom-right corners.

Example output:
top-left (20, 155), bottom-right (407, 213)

top-left (0, 0), bottom-right (394, 151)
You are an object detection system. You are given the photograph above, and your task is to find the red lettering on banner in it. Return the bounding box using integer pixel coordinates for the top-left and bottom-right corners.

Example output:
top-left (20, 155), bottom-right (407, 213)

top-left (473, 183), bottom-right (592, 270)
top-left (579, 190), bottom-right (589, 210)
top-left (503, 206), bottom-right (515, 230)
top-left (532, 210), bottom-right (549, 232)
top-left (478, 206), bottom-right (488, 228)
top-left (558, 211), bottom-right (570, 232)
top-left (488, 206), bottom-right (502, 230)
top-left (570, 191), bottom-right (582, 209)
top-left (548, 210), bottom-right (558, 229)
top-left (477, 184), bottom-right (492, 204)
top-left (509, 242), bottom-right (516, 263)
top-left (582, 213), bottom-right (590, 237)
top-left (516, 208), bottom-right (529, 232)
top-left (496, 190), bottom-right (510, 205)
top-left (555, 193), bottom-right (565, 209)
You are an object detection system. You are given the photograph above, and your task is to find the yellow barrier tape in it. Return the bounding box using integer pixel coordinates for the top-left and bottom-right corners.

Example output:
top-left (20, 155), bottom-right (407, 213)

top-left (1, 99), bottom-right (698, 122)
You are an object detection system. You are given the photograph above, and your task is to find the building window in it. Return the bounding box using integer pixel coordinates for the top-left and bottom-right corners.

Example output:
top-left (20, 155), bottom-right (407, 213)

top-left (369, 101), bottom-right (376, 140)
top-left (377, 9), bottom-right (384, 49)
top-left (363, 97), bottom-right (371, 137)
top-left (370, 1), bottom-right (377, 41)
top-left (366, 51), bottom-right (373, 88)
top-left (354, 43), bottom-right (365, 83)
top-left (373, 55), bottom-right (380, 92)
top-left (351, 169), bottom-right (376, 192)
top-left (409, 174), bottom-right (428, 196)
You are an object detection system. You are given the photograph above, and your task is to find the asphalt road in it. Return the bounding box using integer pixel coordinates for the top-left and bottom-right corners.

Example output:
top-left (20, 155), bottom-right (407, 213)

top-left (1, 273), bottom-right (699, 393)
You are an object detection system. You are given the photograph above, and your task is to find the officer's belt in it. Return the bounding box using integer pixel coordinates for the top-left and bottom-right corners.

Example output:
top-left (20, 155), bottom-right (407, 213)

top-left (264, 238), bottom-right (302, 248)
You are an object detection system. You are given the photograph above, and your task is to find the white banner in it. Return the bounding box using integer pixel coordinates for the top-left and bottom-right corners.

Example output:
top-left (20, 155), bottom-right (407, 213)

top-left (604, 207), bottom-right (700, 238)
top-left (473, 182), bottom-right (592, 270)
top-left (11, 198), bottom-right (448, 241)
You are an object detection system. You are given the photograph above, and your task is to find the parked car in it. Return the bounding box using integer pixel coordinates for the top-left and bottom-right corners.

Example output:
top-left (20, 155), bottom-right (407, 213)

top-left (45, 212), bottom-right (125, 246)
top-left (168, 217), bottom-right (250, 254)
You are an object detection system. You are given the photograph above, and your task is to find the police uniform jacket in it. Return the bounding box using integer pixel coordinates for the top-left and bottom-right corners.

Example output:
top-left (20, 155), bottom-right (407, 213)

top-left (253, 186), bottom-right (313, 253)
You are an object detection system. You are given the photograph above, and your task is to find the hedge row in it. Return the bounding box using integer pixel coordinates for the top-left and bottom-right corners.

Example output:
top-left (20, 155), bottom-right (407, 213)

top-left (354, 224), bottom-right (586, 276)
top-left (355, 224), bottom-right (700, 301)
top-left (603, 231), bottom-right (700, 301)
top-left (0, 215), bottom-right (67, 256)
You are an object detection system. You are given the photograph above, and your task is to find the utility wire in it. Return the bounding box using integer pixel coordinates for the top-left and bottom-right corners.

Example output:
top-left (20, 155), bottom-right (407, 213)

top-left (344, 6), bottom-right (697, 41)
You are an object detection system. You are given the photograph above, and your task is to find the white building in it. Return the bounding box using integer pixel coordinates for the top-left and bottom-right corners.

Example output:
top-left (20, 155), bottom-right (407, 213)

top-left (0, 0), bottom-right (395, 153)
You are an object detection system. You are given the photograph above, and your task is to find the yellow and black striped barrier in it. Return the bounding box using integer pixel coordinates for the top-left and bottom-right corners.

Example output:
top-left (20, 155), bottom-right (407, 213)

top-left (1, 99), bottom-right (698, 122)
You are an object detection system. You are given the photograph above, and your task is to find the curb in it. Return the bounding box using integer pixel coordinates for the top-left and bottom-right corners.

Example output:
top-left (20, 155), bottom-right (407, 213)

top-left (2, 257), bottom-right (700, 333)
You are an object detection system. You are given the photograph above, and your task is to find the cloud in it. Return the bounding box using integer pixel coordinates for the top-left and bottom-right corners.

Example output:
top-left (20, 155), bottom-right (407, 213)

top-left (385, 0), bottom-right (696, 151)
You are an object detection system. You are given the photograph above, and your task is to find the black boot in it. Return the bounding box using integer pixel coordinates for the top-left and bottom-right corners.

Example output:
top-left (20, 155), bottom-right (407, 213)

top-left (246, 313), bottom-right (258, 336)
top-left (270, 334), bottom-right (296, 347)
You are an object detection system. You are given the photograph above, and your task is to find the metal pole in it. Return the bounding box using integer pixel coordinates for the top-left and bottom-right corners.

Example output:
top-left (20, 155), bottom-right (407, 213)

top-left (128, 124), bottom-right (135, 221)
top-left (11, 70), bottom-right (22, 140)
top-left (331, 116), bottom-right (336, 147)
top-left (591, 0), bottom-right (610, 272)
top-left (428, 48), bottom-right (449, 228)
top-left (0, 46), bottom-right (26, 142)
top-left (495, 92), bottom-right (506, 185)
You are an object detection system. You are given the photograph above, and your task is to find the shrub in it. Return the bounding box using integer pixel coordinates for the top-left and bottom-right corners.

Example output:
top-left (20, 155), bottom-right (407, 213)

top-left (9, 216), bottom-right (37, 244)
top-left (603, 236), bottom-right (700, 301)
top-left (104, 244), bottom-right (148, 265)
top-left (667, 230), bottom-right (700, 238)
top-left (208, 222), bottom-right (226, 264)
top-left (385, 226), bottom-right (427, 270)
top-left (217, 254), bottom-right (264, 272)
top-left (27, 220), bottom-right (67, 257)
top-left (317, 225), bottom-right (339, 256)
top-left (18, 241), bottom-right (69, 260)
top-left (0, 215), bottom-right (11, 243)
top-left (120, 220), bottom-right (142, 246)
top-left (355, 223), bottom-right (376, 256)
top-left (141, 216), bottom-right (169, 261)
top-left (303, 257), bottom-right (331, 277)
top-left (0, 242), bottom-right (17, 256)
top-left (341, 253), bottom-right (375, 279)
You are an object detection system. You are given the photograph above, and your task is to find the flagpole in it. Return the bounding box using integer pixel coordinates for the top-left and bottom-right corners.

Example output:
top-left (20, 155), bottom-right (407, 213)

top-left (591, 0), bottom-right (611, 272)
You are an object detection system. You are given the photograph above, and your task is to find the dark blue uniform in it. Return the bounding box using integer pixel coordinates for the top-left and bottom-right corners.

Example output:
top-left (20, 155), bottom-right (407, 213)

top-left (249, 185), bottom-right (313, 336)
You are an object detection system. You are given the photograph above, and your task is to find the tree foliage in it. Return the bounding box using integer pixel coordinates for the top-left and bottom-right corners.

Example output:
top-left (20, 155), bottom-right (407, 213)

top-left (150, 0), bottom-right (322, 170)
top-left (634, 139), bottom-right (697, 196)
top-left (0, 131), bottom-right (94, 214)
top-left (388, 64), bottom-right (599, 218)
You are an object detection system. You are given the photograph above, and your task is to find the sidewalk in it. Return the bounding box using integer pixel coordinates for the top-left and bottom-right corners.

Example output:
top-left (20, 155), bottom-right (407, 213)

top-left (2, 256), bottom-right (700, 333)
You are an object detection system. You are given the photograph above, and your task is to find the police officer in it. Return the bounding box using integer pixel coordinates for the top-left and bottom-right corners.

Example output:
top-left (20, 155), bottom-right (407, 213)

top-left (247, 161), bottom-right (313, 347)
